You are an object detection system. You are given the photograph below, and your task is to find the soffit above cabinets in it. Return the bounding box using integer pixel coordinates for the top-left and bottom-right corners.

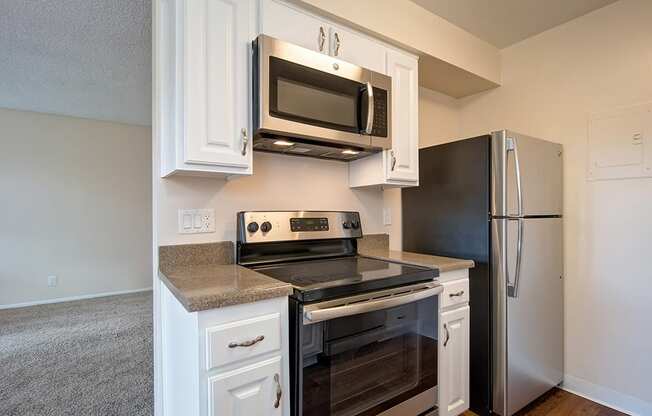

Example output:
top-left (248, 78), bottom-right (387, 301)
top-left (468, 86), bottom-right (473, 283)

top-left (409, 0), bottom-right (619, 48)
top-left (288, 0), bottom-right (501, 98)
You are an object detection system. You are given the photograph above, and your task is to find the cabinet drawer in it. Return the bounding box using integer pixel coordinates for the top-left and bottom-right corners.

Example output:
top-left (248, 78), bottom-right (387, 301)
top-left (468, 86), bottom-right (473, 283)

top-left (208, 356), bottom-right (284, 416)
top-left (206, 313), bottom-right (281, 370)
top-left (441, 279), bottom-right (469, 309)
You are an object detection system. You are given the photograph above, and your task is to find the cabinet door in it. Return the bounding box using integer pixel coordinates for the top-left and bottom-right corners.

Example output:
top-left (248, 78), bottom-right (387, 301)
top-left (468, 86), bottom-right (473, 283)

top-left (329, 26), bottom-right (386, 74)
top-left (183, 0), bottom-right (252, 170)
top-left (439, 306), bottom-right (470, 416)
top-left (209, 356), bottom-right (284, 416)
top-left (261, 0), bottom-right (329, 54)
top-left (386, 50), bottom-right (419, 183)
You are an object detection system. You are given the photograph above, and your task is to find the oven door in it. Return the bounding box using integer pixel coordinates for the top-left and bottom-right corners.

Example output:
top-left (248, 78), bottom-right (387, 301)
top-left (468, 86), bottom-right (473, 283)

top-left (291, 283), bottom-right (442, 416)
top-left (254, 35), bottom-right (391, 150)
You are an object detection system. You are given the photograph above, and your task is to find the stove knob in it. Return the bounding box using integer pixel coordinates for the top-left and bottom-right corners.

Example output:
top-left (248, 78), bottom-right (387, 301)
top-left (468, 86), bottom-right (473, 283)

top-left (351, 221), bottom-right (360, 229)
top-left (342, 221), bottom-right (352, 229)
top-left (260, 221), bottom-right (272, 233)
top-left (247, 222), bottom-right (259, 233)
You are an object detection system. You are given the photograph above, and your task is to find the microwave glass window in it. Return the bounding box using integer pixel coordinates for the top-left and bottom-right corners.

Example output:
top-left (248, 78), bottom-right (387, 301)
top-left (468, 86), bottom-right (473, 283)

top-left (269, 56), bottom-right (363, 133)
top-left (277, 78), bottom-right (357, 128)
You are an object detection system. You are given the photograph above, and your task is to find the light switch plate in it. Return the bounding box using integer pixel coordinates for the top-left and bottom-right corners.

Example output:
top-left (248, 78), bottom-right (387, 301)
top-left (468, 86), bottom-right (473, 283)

top-left (48, 275), bottom-right (57, 287)
top-left (178, 209), bottom-right (216, 234)
top-left (383, 208), bottom-right (392, 225)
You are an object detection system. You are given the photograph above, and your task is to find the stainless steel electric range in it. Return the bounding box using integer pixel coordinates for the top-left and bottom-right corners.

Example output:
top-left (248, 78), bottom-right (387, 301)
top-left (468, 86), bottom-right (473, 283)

top-left (237, 211), bottom-right (443, 416)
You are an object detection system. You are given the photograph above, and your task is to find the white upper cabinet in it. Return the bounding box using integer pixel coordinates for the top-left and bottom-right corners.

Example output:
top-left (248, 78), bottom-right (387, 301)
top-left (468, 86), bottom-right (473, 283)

top-left (261, 0), bottom-right (330, 54)
top-left (328, 25), bottom-right (387, 74)
top-left (157, 0), bottom-right (255, 177)
top-left (349, 48), bottom-right (419, 188)
top-left (385, 50), bottom-right (419, 182)
top-left (260, 1), bottom-right (387, 74)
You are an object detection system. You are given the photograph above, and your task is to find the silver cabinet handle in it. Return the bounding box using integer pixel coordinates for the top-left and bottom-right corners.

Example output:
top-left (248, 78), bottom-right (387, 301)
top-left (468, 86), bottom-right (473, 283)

top-left (364, 81), bottom-right (374, 134)
top-left (443, 324), bottom-right (450, 347)
top-left (333, 32), bottom-right (341, 56)
top-left (390, 150), bottom-right (397, 171)
top-left (241, 127), bottom-right (248, 156)
top-left (449, 290), bottom-right (465, 298)
top-left (273, 373), bottom-right (282, 409)
top-left (228, 335), bottom-right (264, 348)
top-left (318, 26), bottom-right (326, 52)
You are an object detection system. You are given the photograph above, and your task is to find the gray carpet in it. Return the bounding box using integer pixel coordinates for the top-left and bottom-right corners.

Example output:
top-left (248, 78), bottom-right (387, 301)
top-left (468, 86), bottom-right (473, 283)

top-left (0, 291), bottom-right (153, 416)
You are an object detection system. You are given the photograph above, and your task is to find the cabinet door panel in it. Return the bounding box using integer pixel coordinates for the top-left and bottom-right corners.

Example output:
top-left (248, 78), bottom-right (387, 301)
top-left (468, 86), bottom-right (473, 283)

top-left (329, 26), bottom-right (386, 74)
top-left (183, 0), bottom-right (251, 168)
top-left (261, 0), bottom-right (328, 53)
top-left (386, 50), bottom-right (419, 182)
top-left (439, 306), bottom-right (470, 416)
top-left (209, 356), bottom-right (284, 416)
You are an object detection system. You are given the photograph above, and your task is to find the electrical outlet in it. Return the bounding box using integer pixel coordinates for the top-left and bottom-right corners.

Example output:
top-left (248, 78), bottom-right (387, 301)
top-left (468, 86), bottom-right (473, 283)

top-left (178, 209), bottom-right (216, 234)
top-left (383, 208), bottom-right (392, 226)
top-left (48, 275), bottom-right (58, 287)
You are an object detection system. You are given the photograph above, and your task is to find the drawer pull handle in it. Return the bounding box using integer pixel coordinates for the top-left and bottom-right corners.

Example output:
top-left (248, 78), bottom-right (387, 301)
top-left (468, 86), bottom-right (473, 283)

top-left (449, 290), bottom-right (465, 298)
top-left (274, 373), bottom-right (282, 408)
top-left (443, 324), bottom-right (450, 347)
top-left (228, 335), bottom-right (264, 348)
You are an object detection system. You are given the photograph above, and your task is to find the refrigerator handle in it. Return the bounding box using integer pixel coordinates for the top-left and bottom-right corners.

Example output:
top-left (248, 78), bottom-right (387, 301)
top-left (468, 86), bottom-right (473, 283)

top-left (506, 137), bottom-right (524, 217)
top-left (508, 219), bottom-right (524, 298)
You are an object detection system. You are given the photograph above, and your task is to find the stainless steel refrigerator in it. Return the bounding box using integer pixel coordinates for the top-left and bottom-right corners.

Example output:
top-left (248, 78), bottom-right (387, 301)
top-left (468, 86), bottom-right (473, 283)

top-left (402, 130), bottom-right (563, 416)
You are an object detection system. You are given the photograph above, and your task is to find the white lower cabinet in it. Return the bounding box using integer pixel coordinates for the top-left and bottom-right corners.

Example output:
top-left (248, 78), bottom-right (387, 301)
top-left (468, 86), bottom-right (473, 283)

top-left (209, 356), bottom-right (283, 416)
top-left (161, 284), bottom-right (289, 416)
top-left (438, 271), bottom-right (471, 416)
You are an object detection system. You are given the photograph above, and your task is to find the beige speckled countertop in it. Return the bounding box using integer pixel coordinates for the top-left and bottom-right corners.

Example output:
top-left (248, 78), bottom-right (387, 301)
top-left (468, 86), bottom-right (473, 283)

top-left (158, 242), bottom-right (293, 312)
top-left (159, 264), bottom-right (293, 312)
top-left (357, 234), bottom-right (474, 272)
top-left (359, 248), bottom-right (475, 273)
top-left (158, 236), bottom-right (473, 312)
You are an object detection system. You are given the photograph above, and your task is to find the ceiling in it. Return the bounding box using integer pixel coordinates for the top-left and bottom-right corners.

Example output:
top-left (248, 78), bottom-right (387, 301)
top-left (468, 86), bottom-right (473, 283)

top-left (0, 0), bottom-right (151, 126)
top-left (410, 0), bottom-right (619, 48)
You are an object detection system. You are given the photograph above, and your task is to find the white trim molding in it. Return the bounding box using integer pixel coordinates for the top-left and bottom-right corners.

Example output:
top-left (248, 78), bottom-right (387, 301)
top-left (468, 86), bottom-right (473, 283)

top-left (0, 287), bottom-right (152, 310)
top-left (562, 374), bottom-right (652, 416)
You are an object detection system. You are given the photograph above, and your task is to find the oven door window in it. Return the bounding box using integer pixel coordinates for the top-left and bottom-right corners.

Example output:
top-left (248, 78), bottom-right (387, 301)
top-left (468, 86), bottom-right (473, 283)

top-left (269, 56), bottom-right (365, 133)
top-left (301, 296), bottom-right (438, 416)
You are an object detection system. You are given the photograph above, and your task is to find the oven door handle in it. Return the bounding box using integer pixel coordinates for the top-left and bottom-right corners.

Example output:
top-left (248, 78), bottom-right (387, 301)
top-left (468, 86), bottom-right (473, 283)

top-left (303, 283), bottom-right (443, 324)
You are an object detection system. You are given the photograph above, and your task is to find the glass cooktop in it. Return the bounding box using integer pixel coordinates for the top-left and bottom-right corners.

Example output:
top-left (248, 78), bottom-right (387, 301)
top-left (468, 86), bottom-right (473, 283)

top-left (251, 255), bottom-right (437, 302)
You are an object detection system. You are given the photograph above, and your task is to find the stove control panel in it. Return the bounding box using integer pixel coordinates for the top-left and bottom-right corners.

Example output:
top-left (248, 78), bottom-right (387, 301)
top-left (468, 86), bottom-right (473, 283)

top-left (238, 211), bottom-right (362, 243)
top-left (290, 217), bottom-right (329, 232)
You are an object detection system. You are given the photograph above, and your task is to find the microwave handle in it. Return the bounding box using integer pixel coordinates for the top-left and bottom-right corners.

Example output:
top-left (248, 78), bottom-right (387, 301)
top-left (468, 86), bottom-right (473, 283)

top-left (364, 81), bottom-right (374, 134)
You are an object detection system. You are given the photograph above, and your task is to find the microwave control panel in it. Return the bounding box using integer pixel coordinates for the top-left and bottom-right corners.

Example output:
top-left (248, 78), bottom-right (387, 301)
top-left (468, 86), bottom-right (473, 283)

top-left (371, 87), bottom-right (388, 137)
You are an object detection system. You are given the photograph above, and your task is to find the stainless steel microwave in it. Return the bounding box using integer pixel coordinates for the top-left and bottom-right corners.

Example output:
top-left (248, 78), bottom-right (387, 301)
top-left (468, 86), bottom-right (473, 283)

top-left (252, 35), bottom-right (392, 161)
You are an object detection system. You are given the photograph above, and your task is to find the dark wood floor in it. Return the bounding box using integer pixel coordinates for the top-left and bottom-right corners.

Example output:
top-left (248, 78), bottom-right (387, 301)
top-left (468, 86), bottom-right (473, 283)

top-left (463, 388), bottom-right (628, 416)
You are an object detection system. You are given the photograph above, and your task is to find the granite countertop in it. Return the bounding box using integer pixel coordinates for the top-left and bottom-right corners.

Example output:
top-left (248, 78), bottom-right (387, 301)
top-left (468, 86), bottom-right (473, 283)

top-left (158, 236), bottom-right (474, 313)
top-left (357, 234), bottom-right (475, 272)
top-left (158, 242), bottom-right (293, 312)
top-left (159, 264), bottom-right (293, 312)
top-left (359, 248), bottom-right (475, 272)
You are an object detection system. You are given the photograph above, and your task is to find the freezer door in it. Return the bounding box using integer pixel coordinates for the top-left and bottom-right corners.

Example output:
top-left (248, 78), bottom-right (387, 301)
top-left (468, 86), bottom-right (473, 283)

top-left (492, 130), bottom-right (563, 217)
top-left (495, 217), bottom-right (564, 415)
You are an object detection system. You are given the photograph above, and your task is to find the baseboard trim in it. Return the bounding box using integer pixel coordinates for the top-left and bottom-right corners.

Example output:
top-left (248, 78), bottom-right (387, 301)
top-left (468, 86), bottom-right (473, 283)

top-left (562, 374), bottom-right (652, 416)
top-left (0, 287), bottom-right (153, 310)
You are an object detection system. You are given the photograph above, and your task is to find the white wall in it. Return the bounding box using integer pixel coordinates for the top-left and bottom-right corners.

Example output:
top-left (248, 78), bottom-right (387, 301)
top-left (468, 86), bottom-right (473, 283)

top-left (158, 152), bottom-right (385, 245)
top-left (0, 108), bottom-right (152, 307)
top-left (413, 0), bottom-right (651, 412)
